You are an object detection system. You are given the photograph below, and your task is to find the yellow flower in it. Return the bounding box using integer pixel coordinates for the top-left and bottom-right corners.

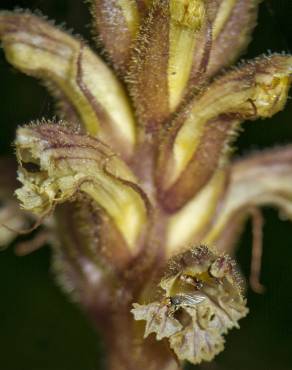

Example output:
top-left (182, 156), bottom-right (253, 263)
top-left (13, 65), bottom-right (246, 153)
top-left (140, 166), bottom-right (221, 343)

top-left (1, 1), bottom-right (292, 369)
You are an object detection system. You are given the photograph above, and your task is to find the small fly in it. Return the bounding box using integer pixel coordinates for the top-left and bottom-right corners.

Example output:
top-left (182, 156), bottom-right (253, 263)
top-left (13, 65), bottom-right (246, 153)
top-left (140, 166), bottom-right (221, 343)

top-left (168, 293), bottom-right (206, 314)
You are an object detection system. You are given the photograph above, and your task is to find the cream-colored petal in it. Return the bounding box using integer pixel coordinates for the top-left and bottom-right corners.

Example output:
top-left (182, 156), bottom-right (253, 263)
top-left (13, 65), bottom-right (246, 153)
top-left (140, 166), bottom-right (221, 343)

top-left (157, 55), bottom-right (292, 211)
top-left (203, 146), bottom-right (292, 253)
top-left (0, 11), bottom-right (136, 158)
top-left (15, 123), bottom-right (148, 252)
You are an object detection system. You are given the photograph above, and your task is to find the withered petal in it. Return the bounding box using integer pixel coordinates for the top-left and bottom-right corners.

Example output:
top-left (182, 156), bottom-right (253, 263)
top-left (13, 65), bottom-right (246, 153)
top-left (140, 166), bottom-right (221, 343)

top-left (0, 157), bottom-right (30, 247)
top-left (169, 309), bottom-right (225, 364)
top-left (132, 302), bottom-right (183, 339)
top-left (132, 246), bottom-right (248, 364)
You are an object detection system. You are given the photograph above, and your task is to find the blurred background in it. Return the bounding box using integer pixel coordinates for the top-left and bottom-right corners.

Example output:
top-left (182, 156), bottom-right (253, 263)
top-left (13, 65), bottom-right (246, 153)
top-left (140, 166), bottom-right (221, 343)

top-left (0, 1), bottom-right (292, 369)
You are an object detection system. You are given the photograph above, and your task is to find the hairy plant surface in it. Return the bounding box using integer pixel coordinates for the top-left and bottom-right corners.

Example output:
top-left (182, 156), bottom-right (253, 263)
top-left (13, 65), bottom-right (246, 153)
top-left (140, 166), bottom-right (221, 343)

top-left (0, 1), bottom-right (292, 369)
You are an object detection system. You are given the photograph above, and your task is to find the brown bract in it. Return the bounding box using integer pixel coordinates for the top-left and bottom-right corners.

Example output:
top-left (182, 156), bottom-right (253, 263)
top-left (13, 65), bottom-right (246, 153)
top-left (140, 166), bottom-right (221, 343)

top-left (0, 1), bottom-right (292, 370)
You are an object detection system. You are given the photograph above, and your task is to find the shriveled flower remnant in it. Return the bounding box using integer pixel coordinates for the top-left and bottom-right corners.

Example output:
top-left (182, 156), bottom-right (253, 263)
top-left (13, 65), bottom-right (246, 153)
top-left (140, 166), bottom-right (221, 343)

top-left (1, 1), bottom-right (292, 369)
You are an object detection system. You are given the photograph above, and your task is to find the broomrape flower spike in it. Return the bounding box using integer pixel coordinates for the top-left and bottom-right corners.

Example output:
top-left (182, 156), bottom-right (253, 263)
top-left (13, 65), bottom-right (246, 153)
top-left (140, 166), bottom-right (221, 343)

top-left (0, 1), bottom-right (292, 369)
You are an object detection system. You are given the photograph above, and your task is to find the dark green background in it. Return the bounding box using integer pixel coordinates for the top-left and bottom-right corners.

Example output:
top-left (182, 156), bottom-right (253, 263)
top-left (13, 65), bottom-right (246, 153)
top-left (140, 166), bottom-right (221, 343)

top-left (0, 1), bottom-right (292, 369)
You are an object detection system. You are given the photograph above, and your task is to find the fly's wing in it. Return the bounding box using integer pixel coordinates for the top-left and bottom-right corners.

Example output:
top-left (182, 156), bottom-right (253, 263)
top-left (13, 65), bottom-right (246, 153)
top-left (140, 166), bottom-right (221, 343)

top-left (174, 293), bottom-right (206, 306)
